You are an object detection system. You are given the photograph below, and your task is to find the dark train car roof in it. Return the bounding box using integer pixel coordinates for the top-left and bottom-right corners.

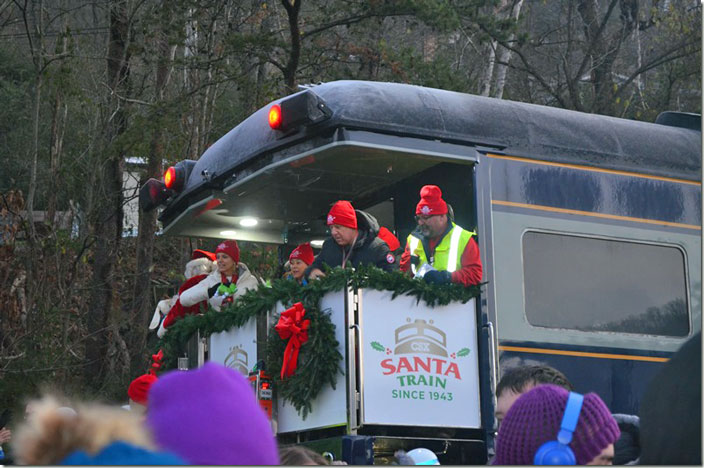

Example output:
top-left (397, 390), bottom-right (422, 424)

top-left (164, 80), bottom-right (701, 220)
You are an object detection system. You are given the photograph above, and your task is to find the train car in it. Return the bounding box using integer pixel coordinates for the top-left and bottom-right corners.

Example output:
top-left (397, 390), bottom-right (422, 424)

top-left (142, 80), bottom-right (701, 462)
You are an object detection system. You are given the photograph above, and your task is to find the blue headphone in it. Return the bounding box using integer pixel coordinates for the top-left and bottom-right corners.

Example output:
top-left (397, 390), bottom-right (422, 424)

top-left (533, 391), bottom-right (584, 465)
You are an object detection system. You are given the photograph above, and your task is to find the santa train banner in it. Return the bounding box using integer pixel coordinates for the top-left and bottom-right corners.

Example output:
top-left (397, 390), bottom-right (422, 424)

top-left (359, 290), bottom-right (481, 428)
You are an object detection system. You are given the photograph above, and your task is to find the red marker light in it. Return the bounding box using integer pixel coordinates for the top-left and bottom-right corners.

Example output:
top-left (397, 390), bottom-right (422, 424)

top-left (164, 166), bottom-right (176, 189)
top-left (268, 104), bottom-right (282, 129)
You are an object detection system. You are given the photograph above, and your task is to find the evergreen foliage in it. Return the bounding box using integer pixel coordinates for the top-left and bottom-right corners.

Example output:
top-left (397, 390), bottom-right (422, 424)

top-left (158, 266), bottom-right (482, 416)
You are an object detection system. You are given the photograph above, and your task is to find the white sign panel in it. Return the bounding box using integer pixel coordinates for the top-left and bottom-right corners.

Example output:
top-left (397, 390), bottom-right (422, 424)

top-left (276, 292), bottom-right (348, 433)
top-left (209, 317), bottom-right (258, 377)
top-left (359, 290), bottom-right (481, 428)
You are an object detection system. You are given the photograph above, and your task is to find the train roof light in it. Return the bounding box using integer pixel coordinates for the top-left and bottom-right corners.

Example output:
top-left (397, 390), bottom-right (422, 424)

top-left (268, 104), bottom-right (282, 129)
top-left (139, 178), bottom-right (171, 212)
top-left (164, 166), bottom-right (176, 189)
top-left (162, 160), bottom-right (197, 193)
top-left (268, 90), bottom-right (331, 133)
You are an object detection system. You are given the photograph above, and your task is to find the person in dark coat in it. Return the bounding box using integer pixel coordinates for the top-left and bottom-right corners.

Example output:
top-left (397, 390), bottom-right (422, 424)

top-left (306, 200), bottom-right (397, 280)
top-left (639, 331), bottom-right (701, 465)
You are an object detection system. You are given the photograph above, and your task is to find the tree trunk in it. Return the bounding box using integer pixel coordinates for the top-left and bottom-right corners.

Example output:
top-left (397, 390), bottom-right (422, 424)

top-left (47, 95), bottom-right (67, 228)
top-left (84, 0), bottom-right (130, 387)
top-left (129, 3), bottom-right (173, 372)
top-left (493, 0), bottom-right (524, 99)
top-left (577, 0), bottom-right (637, 113)
top-left (281, 0), bottom-right (301, 93)
top-left (27, 73), bottom-right (41, 245)
top-left (47, 31), bottom-right (69, 228)
top-left (478, 40), bottom-right (497, 97)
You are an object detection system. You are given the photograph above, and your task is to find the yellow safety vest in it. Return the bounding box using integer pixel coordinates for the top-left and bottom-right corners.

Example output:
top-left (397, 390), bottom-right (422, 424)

top-left (407, 223), bottom-right (475, 275)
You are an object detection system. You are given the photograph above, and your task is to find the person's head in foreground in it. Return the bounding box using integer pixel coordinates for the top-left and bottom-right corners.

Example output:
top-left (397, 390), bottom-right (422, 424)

top-left (493, 384), bottom-right (620, 465)
top-left (147, 361), bottom-right (279, 465)
top-left (495, 364), bottom-right (573, 427)
top-left (12, 395), bottom-right (181, 465)
top-left (279, 445), bottom-right (330, 465)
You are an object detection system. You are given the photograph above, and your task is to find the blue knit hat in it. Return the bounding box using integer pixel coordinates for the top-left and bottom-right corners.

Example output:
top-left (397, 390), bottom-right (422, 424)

top-left (60, 440), bottom-right (185, 465)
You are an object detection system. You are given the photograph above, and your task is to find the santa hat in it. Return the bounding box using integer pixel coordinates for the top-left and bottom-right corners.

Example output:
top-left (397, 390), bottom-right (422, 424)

top-left (327, 200), bottom-right (357, 229)
top-left (191, 249), bottom-right (216, 261)
top-left (416, 185), bottom-right (448, 215)
top-left (377, 226), bottom-right (401, 251)
top-left (127, 373), bottom-right (158, 406)
top-left (289, 243), bottom-right (315, 266)
top-left (184, 257), bottom-right (216, 279)
top-left (215, 240), bottom-right (240, 263)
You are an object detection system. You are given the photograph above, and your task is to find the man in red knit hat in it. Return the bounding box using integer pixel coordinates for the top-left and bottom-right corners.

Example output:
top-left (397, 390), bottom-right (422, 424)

top-left (306, 200), bottom-right (397, 280)
top-left (400, 185), bottom-right (482, 286)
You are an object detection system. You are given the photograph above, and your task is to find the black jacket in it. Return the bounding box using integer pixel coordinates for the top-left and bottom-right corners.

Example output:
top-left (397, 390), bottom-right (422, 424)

top-left (306, 210), bottom-right (398, 275)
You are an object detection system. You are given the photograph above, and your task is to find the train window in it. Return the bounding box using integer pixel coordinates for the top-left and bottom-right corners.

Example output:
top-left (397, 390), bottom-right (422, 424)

top-left (522, 231), bottom-right (689, 337)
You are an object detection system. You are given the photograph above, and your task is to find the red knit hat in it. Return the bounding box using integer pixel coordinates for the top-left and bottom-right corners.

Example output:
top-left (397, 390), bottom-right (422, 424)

top-left (128, 373), bottom-right (158, 405)
top-left (327, 200), bottom-right (357, 229)
top-left (377, 226), bottom-right (401, 251)
top-left (289, 242), bottom-right (315, 266)
top-left (493, 384), bottom-right (620, 465)
top-left (416, 185), bottom-right (448, 215)
top-left (215, 240), bottom-right (240, 263)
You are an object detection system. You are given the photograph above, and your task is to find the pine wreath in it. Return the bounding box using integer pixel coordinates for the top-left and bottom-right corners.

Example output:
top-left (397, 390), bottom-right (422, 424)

top-left (266, 300), bottom-right (342, 419)
top-left (156, 265), bottom-right (483, 418)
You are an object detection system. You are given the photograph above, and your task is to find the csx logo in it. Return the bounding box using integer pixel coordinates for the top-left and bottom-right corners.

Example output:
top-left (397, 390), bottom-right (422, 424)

top-left (411, 342), bottom-right (430, 352)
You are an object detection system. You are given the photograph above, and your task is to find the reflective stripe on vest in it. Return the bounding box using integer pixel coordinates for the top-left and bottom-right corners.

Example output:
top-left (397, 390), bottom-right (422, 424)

top-left (446, 226), bottom-right (464, 273)
top-left (409, 236), bottom-right (420, 274)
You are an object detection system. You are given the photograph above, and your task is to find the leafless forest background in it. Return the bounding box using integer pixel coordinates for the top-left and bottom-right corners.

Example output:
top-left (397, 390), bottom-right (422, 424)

top-left (0, 0), bottom-right (700, 411)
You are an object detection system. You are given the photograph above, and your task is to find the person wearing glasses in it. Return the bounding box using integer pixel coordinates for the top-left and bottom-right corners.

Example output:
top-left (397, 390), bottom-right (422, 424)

top-left (306, 200), bottom-right (398, 280)
top-left (399, 185), bottom-right (482, 286)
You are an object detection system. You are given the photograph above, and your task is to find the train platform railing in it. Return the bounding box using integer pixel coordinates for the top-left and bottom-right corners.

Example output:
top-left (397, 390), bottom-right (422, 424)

top-left (186, 287), bottom-right (492, 464)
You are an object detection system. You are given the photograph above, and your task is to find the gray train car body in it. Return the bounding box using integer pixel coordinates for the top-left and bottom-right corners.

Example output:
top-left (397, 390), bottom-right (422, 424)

top-left (153, 80), bottom-right (701, 460)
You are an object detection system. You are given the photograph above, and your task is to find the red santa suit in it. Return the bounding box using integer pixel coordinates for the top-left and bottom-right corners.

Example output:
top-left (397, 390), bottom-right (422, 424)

top-left (156, 250), bottom-right (216, 338)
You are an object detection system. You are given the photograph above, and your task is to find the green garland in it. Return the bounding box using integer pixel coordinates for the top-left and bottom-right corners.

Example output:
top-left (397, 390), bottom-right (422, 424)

top-left (265, 301), bottom-right (342, 419)
top-left (157, 266), bottom-right (483, 417)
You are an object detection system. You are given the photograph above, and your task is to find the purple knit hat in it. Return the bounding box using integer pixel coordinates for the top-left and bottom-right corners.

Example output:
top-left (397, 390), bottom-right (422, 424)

top-left (146, 362), bottom-right (280, 465)
top-left (493, 384), bottom-right (620, 465)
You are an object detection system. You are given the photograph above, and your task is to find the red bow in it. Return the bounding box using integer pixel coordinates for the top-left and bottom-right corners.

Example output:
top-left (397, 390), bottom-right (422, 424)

top-left (150, 349), bottom-right (164, 375)
top-left (275, 302), bottom-right (310, 380)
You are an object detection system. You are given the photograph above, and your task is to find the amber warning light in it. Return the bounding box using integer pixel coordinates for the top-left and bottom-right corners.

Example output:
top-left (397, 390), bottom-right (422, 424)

top-left (268, 104), bottom-right (282, 129)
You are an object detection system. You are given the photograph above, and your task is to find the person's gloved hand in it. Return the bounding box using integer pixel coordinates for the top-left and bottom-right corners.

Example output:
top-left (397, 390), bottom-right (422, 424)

top-left (423, 270), bottom-right (452, 284)
top-left (207, 283), bottom-right (221, 298)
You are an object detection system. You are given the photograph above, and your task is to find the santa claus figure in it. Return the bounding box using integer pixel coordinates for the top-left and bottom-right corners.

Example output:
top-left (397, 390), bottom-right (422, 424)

top-left (151, 249), bottom-right (217, 338)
